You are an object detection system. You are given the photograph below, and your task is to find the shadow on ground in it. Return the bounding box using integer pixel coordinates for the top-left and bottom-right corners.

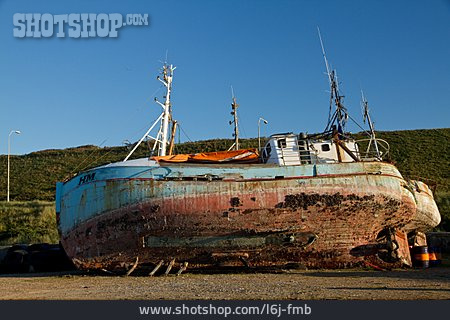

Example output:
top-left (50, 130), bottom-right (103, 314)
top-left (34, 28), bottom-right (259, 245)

top-left (304, 267), bottom-right (450, 282)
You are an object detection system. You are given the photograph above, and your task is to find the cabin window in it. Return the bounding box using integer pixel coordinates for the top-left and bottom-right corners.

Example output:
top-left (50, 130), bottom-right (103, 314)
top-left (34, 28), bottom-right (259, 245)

top-left (321, 144), bottom-right (330, 152)
top-left (298, 139), bottom-right (306, 151)
top-left (262, 143), bottom-right (272, 162)
top-left (266, 143), bottom-right (271, 155)
top-left (277, 139), bottom-right (287, 149)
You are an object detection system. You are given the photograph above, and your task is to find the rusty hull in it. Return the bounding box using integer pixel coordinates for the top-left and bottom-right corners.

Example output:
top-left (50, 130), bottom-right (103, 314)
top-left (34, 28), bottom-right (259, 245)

top-left (58, 167), bottom-right (424, 272)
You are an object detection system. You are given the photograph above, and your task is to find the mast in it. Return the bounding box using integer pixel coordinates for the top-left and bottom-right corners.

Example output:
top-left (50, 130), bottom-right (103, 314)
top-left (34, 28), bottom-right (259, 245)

top-left (155, 63), bottom-right (176, 156)
top-left (318, 27), bottom-right (348, 134)
top-left (124, 62), bottom-right (176, 161)
top-left (229, 87), bottom-right (239, 150)
top-left (361, 90), bottom-right (381, 159)
top-left (232, 97), bottom-right (239, 150)
top-left (168, 120), bottom-right (178, 156)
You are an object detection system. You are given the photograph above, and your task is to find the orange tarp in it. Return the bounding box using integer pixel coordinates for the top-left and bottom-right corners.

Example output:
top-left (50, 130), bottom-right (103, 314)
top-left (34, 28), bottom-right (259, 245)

top-left (152, 148), bottom-right (260, 163)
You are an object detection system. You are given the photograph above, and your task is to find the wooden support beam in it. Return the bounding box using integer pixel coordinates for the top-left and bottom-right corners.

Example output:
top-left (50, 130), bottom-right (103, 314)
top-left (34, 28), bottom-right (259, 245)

top-left (336, 140), bottom-right (359, 162)
top-left (168, 121), bottom-right (178, 156)
top-left (149, 259), bottom-right (164, 277)
top-left (164, 258), bottom-right (176, 276)
top-left (125, 256), bottom-right (139, 276)
top-left (176, 262), bottom-right (189, 276)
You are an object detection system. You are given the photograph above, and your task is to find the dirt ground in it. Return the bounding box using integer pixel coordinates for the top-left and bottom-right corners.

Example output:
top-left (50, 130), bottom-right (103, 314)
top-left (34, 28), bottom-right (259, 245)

top-left (0, 267), bottom-right (449, 300)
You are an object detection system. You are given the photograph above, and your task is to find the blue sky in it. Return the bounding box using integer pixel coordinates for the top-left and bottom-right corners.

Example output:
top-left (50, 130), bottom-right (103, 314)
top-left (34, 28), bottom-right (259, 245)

top-left (1, 0), bottom-right (449, 155)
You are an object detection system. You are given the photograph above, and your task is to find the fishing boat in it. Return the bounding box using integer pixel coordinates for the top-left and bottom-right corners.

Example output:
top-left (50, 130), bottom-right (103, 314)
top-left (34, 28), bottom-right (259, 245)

top-left (55, 48), bottom-right (440, 273)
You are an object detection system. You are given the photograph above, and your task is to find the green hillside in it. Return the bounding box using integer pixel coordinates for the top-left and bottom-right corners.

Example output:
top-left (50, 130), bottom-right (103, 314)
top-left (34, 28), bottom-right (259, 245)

top-left (0, 128), bottom-right (448, 231)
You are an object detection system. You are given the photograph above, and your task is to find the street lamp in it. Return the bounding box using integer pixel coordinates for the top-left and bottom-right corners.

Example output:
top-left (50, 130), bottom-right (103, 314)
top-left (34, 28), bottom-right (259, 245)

top-left (258, 117), bottom-right (268, 152)
top-left (7, 130), bottom-right (21, 202)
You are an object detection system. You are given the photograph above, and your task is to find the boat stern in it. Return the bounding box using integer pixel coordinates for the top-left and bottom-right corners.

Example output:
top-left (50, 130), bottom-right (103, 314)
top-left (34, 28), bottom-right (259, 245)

top-left (405, 180), bottom-right (441, 232)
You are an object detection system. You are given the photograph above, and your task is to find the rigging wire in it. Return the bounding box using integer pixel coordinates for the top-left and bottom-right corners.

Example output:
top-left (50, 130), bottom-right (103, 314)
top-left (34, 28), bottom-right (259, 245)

top-left (178, 123), bottom-right (193, 143)
top-left (123, 85), bottom-right (164, 138)
top-left (346, 113), bottom-right (371, 137)
top-left (80, 147), bottom-right (118, 171)
top-left (68, 139), bottom-right (108, 178)
top-left (236, 108), bottom-right (248, 141)
top-left (68, 82), bottom-right (164, 175)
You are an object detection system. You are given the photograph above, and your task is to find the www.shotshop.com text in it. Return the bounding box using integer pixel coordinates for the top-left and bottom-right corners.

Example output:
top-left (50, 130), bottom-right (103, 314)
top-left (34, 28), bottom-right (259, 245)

top-left (138, 303), bottom-right (312, 318)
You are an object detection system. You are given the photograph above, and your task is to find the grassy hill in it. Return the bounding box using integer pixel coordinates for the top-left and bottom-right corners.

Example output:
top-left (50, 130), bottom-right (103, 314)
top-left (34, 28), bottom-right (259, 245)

top-left (0, 128), bottom-right (448, 232)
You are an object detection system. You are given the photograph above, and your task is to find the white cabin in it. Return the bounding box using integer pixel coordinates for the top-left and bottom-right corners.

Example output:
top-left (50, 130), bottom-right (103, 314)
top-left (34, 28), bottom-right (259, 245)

top-left (261, 132), bottom-right (361, 166)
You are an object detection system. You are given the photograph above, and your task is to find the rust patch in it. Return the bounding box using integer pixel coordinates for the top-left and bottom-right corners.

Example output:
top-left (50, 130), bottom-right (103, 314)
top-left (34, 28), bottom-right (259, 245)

top-left (150, 205), bottom-right (160, 213)
top-left (275, 192), bottom-right (377, 210)
top-left (230, 197), bottom-right (242, 207)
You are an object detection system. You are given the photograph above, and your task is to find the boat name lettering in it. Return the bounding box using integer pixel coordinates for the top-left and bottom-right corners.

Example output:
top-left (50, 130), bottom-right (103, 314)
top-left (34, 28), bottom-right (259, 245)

top-left (79, 173), bottom-right (96, 185)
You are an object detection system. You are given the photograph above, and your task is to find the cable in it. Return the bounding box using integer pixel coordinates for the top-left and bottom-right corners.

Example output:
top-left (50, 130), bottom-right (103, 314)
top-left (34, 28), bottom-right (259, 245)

top-left (178, 123), bottom-right (193, 142)
top-left (79, 147), bottom-right (118, 172)
top-left (68, 139), bottom-right (108, 178)
top-left (123, 85), bottom-right (164, 138)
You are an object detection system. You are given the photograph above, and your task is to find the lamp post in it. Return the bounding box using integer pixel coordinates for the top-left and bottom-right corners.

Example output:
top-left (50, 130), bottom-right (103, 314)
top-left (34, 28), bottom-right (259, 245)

top-left (7, 130), bottom-right (21, 202)
top-left (258, 117), bottom-right (268, 152)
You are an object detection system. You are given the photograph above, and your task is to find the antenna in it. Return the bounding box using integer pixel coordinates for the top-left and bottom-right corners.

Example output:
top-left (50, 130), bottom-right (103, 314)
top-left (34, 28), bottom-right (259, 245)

top-left (317, 26), bottom-right (331, 83)
top-left (361, 89), bottom-right (368, 123)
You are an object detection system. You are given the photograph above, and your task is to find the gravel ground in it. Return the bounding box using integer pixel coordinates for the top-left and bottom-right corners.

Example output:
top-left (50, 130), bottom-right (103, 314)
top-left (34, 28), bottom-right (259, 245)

top-left (0, 267), bottom-right (449, 300)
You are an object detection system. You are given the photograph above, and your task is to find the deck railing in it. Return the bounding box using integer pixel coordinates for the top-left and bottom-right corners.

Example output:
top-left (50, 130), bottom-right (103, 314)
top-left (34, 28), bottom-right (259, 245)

top-left (355, 138), bottom-right (390, 161)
